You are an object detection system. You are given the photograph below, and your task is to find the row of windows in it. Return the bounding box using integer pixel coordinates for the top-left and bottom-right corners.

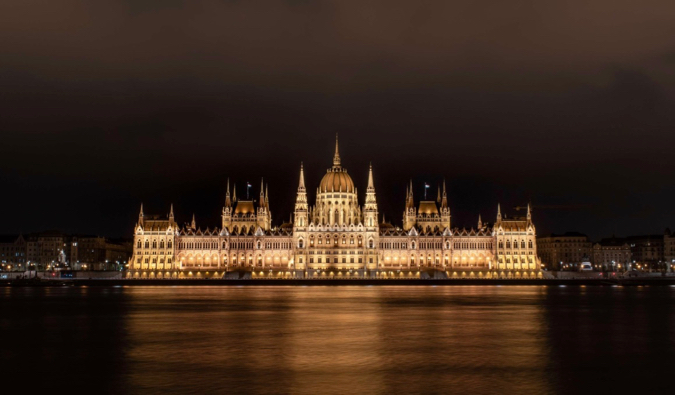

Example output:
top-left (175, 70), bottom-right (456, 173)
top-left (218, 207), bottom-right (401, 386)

top-left (454, 242), bottom-right (493, 250)
top-left (309, 257), bottom-right (363, 264)
top-left (498, 241), bottom-right (533, 249)
top-left (137, 240), bottom-right (174, 249)
top-left (308, 250), bottom-right (363, 255)
top-left (498, 257), bottom-right (535, 264)
top-left (138, 257), bottom-right (173, 264)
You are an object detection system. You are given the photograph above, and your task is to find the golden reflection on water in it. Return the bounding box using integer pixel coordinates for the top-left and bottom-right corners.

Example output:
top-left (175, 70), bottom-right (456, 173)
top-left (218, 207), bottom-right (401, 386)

top-left (123, 286), bottom-right (554, 394)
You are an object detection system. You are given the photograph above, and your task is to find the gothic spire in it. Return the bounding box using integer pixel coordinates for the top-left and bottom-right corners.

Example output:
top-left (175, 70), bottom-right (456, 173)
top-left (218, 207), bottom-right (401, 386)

top-left (406, 180), bottom-right (414, 209)
top-left (299, 162), bottom-right (306, 190)
top-left (441, 179), bottom-right (448, 208)
top-left (259, 177), bottom-right (265, 206)
top-left (367, 162), bottom-right (375, 190)
top-left (169, 204), bottom-right (174, 220)
top-left (497, 203), bottom-right (502, 221)
top-left (527, 203), bottom-right (531, 220)
top-left (225, 178), bottom-right (232, 207)
top-left (478, 214), bottom-right (482, 229)
top-left (191, 213), bottom-right (196, 229)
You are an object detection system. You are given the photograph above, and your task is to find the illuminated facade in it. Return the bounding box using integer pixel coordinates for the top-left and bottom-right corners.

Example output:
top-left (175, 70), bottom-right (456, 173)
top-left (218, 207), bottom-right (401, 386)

top-left (129, 138), bottom-right (541, 278)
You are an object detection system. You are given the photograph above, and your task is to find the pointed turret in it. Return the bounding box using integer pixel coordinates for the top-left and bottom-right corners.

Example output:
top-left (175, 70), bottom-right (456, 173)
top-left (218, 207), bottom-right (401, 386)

top-left (406, 180), bottom-right (414, 209)
top-left (403, 180), bottom-right (417, 231)
top-left (497, 203), bottom-right (502, 222)
top-left (298, 162), bottom-right (306, 190)
top-left (233, 184), bottom-right (237, 202)
top-left (441, 180), bottom-right (448, 208)
top-left (259, 178), bottom-right (265, 207)
top-left (191, 213), bottom-right (196, 229)
top-left (364, 163), bottom-right (378, 228)
top-left (225, 178), bottom-right (232, 207)
top-left (333, 133), bottom-right (341, 167)
top-left (139, 203), bottom-right (144, 224)
top-left (478, 214), bottom-right (483, 229)
top-left (294, 162), bottom-right (308, 228)
top-left (169, 204), bottom-right (174, 221)
top-left (265, 184), bottom-right (269, 207)
top-left (527, 203), bottom-right (531, 221)
top-left (437, 185), bottom-right (441, 203)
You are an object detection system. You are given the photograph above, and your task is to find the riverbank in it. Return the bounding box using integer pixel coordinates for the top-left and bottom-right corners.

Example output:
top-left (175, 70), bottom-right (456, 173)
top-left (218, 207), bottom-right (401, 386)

top-left (3, 277), bottom-right (675, 286)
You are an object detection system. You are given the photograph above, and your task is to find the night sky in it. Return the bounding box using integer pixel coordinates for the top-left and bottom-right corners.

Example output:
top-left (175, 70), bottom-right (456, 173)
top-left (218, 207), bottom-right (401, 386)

top-left (1, 1), bottom-right (674, 240)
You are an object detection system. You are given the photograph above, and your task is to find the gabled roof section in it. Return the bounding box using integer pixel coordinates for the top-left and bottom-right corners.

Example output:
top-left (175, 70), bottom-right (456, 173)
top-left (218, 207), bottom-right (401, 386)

top-left (418, 201), bottom-right (439, 216)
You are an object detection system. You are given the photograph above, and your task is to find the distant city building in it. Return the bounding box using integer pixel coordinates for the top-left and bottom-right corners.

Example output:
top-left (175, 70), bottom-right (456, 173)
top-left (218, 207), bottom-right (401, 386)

top-left (70, 236), bottom-right (132, 271)
top-left (0, 234), bottom-right (27, 270)
top-left (537, 232), bottom-right (592, 270)
top-left (665, 228), bottom-right (675, 269)
top-left (625, 234), bottom-right (665, 270)
top-left (26, 230), bottom-right (69, 270)
top-left (593, 237), bottom-right (632, 271)
top-left (130, 137), bottom-right (541, 279)
top-left (0, 232), bottom-right (131, 272)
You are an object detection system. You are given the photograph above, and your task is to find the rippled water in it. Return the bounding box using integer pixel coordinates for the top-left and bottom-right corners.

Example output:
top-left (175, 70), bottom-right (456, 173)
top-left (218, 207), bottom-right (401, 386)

top-left (2, 286), bottom-right (674, 394)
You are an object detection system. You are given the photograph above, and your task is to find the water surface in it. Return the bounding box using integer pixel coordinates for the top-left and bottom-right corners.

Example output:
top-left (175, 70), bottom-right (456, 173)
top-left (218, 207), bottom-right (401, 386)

top-left (2, 286), bottom-right (674, 394)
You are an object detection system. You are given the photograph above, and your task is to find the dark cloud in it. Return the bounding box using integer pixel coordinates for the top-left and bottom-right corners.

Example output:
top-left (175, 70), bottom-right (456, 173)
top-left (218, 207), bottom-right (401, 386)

top-left (1, 0), bottom-right (674, 239)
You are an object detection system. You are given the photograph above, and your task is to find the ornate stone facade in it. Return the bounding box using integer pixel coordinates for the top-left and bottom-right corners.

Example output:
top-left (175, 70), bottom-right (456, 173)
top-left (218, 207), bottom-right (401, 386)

top-left (129, 138), bottom-right (541, 278)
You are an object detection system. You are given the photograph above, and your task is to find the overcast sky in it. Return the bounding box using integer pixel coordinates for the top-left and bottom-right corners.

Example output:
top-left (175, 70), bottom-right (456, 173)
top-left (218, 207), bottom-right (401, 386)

top-left (1, 0), bottom-right (674, 239)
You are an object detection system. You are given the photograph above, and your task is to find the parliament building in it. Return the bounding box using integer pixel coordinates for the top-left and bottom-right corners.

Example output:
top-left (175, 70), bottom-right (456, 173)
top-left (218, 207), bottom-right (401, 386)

top-left (129, 138), bottom-right (541, 279)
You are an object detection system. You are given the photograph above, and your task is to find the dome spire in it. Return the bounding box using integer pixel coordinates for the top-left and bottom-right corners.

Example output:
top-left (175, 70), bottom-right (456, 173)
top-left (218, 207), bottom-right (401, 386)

top-left (333, 133), bottom-right (341, 167)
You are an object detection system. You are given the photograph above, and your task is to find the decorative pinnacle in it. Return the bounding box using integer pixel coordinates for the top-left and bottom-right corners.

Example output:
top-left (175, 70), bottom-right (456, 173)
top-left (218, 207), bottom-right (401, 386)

top-left (298, 162), bottom-right (306, 190)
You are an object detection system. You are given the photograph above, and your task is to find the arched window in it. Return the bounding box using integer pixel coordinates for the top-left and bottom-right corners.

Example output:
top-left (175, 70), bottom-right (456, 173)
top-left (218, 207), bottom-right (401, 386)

top-left (342, 235), bottom-right (346, 245)
top-left (369, 239), bottom-right (374, 249)
top-left (298, 239), bottom-right (304, 248)
top-left (521, 241), bottom-right (526, 249)
top-left (152, 240), bottom-right (157, 248)
top-left (411, 241), bottom-right (416, 250)
top-left (499, 241), bottom-right (504, 249)
top-left (257, 241), bottom-right (261, 249)
top-left (350, 236), bottom-right (354, 245)
top-left (446, 241), bottom-right (450, 249)
top-left (137, 240), bottom-right (142, 248)
top-left (528, 240), bottom-right (533, 249)
top-left (506, 240), bottom-right (511, 248)
top-left (160, 240), bottom-right (165, 248)
top-left (144, 240), bottom-right (149, 248)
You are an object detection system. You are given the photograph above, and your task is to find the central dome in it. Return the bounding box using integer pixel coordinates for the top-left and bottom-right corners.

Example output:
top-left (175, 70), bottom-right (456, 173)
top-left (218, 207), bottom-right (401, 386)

top-left (318, 135), bottom-right (355, 193)
top-left (319, 168), bottom-right (355, 193)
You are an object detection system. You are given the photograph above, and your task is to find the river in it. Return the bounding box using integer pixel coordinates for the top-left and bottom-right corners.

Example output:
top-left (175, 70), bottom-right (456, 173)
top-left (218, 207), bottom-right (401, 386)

top-left (2, 285), bottom-right (674, 394)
